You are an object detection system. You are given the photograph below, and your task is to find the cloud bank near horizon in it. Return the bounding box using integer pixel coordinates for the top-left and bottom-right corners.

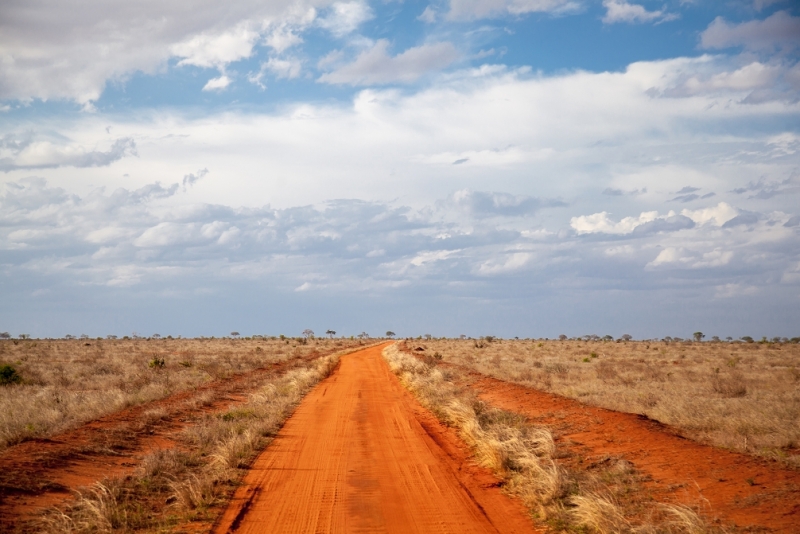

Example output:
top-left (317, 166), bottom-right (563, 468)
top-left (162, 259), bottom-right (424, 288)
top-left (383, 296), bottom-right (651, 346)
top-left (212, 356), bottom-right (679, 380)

top-left (0, 1), bottom-right (798, 338)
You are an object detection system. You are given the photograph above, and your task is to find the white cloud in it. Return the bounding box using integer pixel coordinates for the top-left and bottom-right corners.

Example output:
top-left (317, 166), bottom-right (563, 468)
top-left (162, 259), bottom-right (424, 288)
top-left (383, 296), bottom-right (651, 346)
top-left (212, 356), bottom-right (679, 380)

top-left (265, 57), bottom-right (304, 79)
top-left (418, 6), bottom-right (437, 23)
top-left (681, 203), bottom-right (739, 227)
top-left (446, 0), bottom-right (580, 20)
top-left (0, 137), bottom-right (136, 171)
top-left (318, 40), bottom-right (460, 85)
top-left (316, 1), bottom-right (373, 37)
top-left (0, 0), bottom-right (336, 103)
top-left (202, 75), bottom-right (232, 91)
top-left (1, 174), bottom-right (798, 336)
top-left (172, 23), bottom-right (260, 69)
top-left (570, 210), bottom-right (696, 235)
top-left (477, 252), bottom-right (532, 274)
top-left (701, 11), bottom-right (800, 52)
top-left (602, 0), bottom-right (677, 25)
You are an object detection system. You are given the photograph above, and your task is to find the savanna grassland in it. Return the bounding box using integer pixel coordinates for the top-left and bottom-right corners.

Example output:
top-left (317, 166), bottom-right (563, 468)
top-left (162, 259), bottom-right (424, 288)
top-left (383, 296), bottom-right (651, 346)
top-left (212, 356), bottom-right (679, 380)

top-left (414, 338), bottom-right (800, 465)
top-left (0, 336), bottom-right (359, 449)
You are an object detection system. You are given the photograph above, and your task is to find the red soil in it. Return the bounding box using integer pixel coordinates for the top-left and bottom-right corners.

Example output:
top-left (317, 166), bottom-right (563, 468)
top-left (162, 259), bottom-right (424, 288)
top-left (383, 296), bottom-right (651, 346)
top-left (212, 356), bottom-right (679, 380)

top-left (469, 375), bottom-right (800, 532)
top-left (213, 343), bottom-right (539, 534)
top-left (0, 349), bottom-right (339, 529)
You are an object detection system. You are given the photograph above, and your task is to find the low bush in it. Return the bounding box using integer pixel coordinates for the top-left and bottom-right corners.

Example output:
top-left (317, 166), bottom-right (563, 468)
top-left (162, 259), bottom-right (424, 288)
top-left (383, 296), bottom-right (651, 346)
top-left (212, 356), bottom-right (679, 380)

top-left (0, 364), bottom-right (21, 385)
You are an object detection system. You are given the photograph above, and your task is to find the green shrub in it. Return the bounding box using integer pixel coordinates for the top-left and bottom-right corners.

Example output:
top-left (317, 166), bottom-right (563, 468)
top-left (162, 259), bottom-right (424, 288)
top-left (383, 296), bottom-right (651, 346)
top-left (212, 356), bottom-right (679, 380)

top-left (0, 364), bottom-right (22, 385)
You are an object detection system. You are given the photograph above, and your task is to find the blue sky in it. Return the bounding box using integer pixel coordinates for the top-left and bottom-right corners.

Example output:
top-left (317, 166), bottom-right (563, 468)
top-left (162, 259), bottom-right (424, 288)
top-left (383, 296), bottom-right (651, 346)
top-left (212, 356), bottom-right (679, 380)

top-left (1, 0), bottom-right (799, 339)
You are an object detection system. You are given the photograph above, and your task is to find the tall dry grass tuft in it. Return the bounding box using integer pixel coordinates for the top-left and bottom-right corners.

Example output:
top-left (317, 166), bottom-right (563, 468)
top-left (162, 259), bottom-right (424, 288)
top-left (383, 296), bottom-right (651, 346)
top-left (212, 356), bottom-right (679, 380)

top-left (415, 338), bottom-right (800, 465)
top-left (569, 492), bottom-right (630, 534)
top-left (0, 337), bottom-right (359, 450)
top-left (384, 343), bottom-right (721, 533)
top-left (32, 349), bottom-right (354, 533)
top-left (657, 504), bottom-right (710, 534)
top-left (382, 344), bottom-right (566, 519)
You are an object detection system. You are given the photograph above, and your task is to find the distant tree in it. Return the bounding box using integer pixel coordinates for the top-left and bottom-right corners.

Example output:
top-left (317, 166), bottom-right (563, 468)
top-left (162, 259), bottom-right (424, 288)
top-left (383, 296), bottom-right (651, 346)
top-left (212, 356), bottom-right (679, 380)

top-left (693, 332), bottom-right (705, 342)
top-left (19, 334), bottom-right (30, 340)
top-left (711, 336), bottom-right (720, 342)
top-left (385, 331), bottom-right (395, 338)
top-left (459, 334), bottom-right (466, 340)
top-left (231, 331), bottom-right (240, 338)
top-left (357, 332), bottom-right (369, 339)
top-left (0, 332), bottom-right (10, 339)
top-left (558, 334), bottom-right (567, 341)
top-left (326, 330), bottom-right (336, 339)
top-left (107, 335), bottom-right (118, 340)
top-left (302, 329), bottom-right (315, 339)
top-left (725, 336), bottom-right (733, 341)
top-left (740, 336), bottom-right (754, 343)
top-left (152, 333), bottom-right (161, 339)
top-left (424, 334), bottom-right (432, 340)
top-left (621, 334), bottom-right (632, 342)
top-left (79, 334), bottom-right (89, 340)
top-left (65, 334), bottom-right (75, 340)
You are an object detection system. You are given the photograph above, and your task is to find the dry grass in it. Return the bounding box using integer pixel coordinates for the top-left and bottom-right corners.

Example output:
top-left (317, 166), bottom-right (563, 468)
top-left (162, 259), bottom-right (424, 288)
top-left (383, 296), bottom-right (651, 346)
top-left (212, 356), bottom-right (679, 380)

top-left (415, 338), bottom-right (800, 465)
top-left (383, 343), bottom-right (719, 533)
top-left (0, 337), bottom-right (357, 449)
top-left (31, 350), bottom-right (346, 533)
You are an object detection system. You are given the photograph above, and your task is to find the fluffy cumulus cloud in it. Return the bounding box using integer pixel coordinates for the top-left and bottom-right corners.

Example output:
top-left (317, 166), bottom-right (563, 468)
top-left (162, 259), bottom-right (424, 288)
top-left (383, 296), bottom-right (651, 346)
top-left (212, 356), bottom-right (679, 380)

top-left (701, 11), bottom-right (800, 52)
top-left (2, 42), bottom-right (800, 335)
top-left (2, 174), bottom-right (798, 336)
top-left (446, 0), bottom-right (579, 20)
top-left (602, 0), bottom-right (677, 25)
top-left (318, 40), bottom-right (460, 85)
top-left (0, 0), bottom-right (335, 103)
top-left (0, 135), bottom-right (137, 172)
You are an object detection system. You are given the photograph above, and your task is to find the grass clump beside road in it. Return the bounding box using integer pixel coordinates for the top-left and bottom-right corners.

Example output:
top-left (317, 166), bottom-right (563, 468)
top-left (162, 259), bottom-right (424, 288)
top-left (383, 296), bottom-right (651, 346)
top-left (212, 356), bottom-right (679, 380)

top-left (0, 337), bottom-right (358, 449)
top-left (383, 343), bottom-right (716, 533)
top-left (33, 352), bottom-right (344, 533)
top-left (420, 338), bottom-right (800, 466)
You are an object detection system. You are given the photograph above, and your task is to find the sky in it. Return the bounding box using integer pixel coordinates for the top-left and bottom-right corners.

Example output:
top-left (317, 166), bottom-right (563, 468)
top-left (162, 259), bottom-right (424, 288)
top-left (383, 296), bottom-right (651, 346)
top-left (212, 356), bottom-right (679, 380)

top-left (1, 0), bottom-right (799, 340)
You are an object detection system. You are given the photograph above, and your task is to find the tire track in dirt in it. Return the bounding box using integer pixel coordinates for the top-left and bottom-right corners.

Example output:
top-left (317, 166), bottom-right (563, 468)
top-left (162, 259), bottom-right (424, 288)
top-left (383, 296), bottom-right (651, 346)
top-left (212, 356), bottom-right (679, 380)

top-left (467, 374), bottom-right (800, 532)
top-left (213, 343), bottom-right (539, 534)
top-left (0, 348), bottom-right (347, 527)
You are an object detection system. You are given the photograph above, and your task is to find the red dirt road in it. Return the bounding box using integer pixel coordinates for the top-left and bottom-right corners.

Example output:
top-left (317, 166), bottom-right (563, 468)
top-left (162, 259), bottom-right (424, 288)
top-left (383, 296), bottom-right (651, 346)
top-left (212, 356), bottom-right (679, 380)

top-left (471, 376), bottom-right (800, 532)
top-left (214, 344), bottom-right (538, 534)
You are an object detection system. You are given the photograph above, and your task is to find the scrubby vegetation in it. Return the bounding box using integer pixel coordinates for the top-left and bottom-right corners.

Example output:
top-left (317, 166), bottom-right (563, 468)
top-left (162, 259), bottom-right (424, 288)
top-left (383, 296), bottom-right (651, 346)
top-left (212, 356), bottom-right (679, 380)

top-left (382, 344), bottom-right (716, 533)
top-left (0, 337), bottom-right (359, 449)
top-left (32, 351), bottom-right (346, 533)
top-left (413, 338), bottom-right (800, 466)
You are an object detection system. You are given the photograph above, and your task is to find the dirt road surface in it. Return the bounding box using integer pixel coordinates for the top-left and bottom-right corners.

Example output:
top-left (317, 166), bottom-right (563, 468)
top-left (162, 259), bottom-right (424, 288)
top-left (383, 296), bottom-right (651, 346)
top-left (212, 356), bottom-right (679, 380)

top-left (471, 375), bottom-right (800, 532)
top-left (214, 343), bottom-right (538, 534)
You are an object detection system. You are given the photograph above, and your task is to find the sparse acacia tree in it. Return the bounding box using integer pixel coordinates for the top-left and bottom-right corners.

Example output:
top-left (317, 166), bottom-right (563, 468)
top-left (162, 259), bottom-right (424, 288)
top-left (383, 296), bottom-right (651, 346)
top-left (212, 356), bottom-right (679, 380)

top-left (386, 331), bottom-right (395, 338)
top-left (107, 335), bottom-right (117, 340)
top-left (0, 332), bottom-right (10, 339)
top-left (19, 334), bottom-right (30, 340)
top-left (621, 334), bottom-right (632, 342)
top-left (302, 329), bottom-right (315, 339)
top-left (693, 332), bottom-right (705, 342)
top-left (326, 330), bottom-right (336, 338)
top-left (152, 333), bottom-right (161, 339)
top-left (231, 331), bottom-right (240, 338)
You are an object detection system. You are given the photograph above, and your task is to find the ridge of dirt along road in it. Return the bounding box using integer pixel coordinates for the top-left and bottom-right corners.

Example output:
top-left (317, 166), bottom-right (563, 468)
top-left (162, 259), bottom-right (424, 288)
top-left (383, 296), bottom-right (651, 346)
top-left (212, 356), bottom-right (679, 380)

top-left (214, 343), bottom-right (539, 534)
